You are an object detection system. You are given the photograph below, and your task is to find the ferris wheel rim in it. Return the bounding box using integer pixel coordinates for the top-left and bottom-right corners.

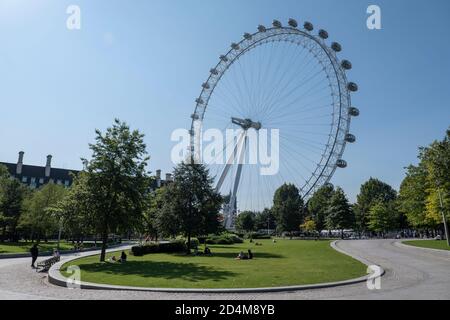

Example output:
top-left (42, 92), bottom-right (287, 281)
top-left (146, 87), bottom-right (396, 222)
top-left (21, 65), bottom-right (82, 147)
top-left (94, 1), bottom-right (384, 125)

top-left (190, 20), bottom-right (356, 200)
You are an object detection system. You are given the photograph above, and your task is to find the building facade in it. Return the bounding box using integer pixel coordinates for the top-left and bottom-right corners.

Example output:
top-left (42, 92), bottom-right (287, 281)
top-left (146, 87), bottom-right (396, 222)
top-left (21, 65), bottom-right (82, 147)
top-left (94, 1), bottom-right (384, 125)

top-left (149, 169), bottom-right (173, 192)
top-left (1, 152), bottom-right (175, 191)
top-left (0, 151), bottom-right (79, 189)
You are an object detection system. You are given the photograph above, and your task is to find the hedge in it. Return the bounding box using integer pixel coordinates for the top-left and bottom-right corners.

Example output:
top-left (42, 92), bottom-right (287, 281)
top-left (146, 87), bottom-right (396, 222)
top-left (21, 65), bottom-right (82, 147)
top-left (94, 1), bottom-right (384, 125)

top-left (205, 234), bottom-right (243, 245)
top-left (246, 232), bottom-right (272, 240)
top-left (131, 240), bottom-right (186, 256)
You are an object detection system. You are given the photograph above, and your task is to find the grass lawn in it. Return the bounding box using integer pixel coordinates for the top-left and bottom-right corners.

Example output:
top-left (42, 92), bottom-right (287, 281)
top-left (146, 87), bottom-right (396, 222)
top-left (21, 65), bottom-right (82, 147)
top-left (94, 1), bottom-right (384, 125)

top-left (0, 241), bottom-right (99, 255)
top-left (403, 240), bottom-right (450, 251)
top-left (0, 241), bottom-right (83, 254)
top-left (61, 240), bottom-right (367, 289)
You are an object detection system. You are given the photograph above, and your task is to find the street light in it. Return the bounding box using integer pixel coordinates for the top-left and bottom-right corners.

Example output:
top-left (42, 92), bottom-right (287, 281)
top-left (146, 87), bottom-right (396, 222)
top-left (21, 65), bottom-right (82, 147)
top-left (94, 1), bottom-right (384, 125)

top-left (435, 170), bottom-right (450, 246)
top-left (57, 216), bottom-right (63, 251)
top-left (437, 186), bottom-right (450, 246)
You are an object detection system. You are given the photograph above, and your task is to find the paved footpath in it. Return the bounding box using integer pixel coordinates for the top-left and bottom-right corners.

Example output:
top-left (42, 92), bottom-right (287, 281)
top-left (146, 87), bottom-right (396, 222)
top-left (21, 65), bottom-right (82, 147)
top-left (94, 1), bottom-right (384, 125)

top-left (0, 240), bottom-right (449, 300)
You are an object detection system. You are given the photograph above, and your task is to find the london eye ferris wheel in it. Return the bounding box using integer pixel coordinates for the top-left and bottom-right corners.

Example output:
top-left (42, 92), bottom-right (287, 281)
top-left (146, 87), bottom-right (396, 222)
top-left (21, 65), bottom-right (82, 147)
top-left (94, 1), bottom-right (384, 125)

top-left (189, 19), bottom-right (360, 229)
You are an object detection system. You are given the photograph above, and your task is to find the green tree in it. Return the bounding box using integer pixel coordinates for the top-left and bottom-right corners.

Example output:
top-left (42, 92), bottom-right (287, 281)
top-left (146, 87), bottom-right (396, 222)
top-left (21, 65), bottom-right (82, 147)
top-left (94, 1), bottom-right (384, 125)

top-left (326, 187), bottom-right (354, 239)
top-left (398, 164), bottom-right (430, 229)
top-left (421, 130), bottom-right (450, 226)
top-left (20, 183), bottom-right (66, 242)
top-left (354, 178), bottom-right (397, 233)
top-left (142, 186), bottom-right (164, 242)
top-left (235, 211), bottom-right (256, 233)
top-left (307, 184), bottom-right (334, 236)
top-left (0, 165), bottom-right (8, 180)
top-left (51, 172), bottom-right (95, 244)
top-left (158, 163), bottom-right (222, 252)
top-left (0, 177), bottom-right (29, 241)
top-left (272, 183), bottom-right (304, 236)
top-left (367, 201), bottom-right (400, 235)
top-left (254, 208), bottom-right (276, 231)
top-left (84, 119), bottom-right (150, 262)
top-left (300, 217), bottom-right (317, 234)
top-left (398, 129), bottom-right (450, 239)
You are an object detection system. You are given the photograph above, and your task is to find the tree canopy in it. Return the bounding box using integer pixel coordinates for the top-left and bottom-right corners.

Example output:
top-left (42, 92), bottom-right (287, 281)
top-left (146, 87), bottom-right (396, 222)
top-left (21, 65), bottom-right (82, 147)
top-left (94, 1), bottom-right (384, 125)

top-left (157, 162), bottom-right (222, 252)
top-left (74, 119), bottom-right (150, 261)
top-left (307, 184), bottom-right (334, 234)
top-left (354, 178), bottom-right (397, 232)
top-left (272, 183), bottom-right (304, 234)
top-left (326, 187), bottom-right (354, 238)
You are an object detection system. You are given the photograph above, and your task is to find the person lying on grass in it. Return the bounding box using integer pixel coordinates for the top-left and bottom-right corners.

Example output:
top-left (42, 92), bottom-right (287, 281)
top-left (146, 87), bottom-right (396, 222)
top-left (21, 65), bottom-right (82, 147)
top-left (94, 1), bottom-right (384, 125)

top-left (235, 250), bottom-right (253, 260)
top-left (108, 251), bottom-right (127, 263)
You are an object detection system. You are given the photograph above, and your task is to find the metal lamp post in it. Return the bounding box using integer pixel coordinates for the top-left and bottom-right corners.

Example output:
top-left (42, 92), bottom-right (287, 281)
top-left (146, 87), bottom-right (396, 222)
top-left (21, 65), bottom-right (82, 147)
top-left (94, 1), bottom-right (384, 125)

top-left (437, 187), bottom-right (450, 246)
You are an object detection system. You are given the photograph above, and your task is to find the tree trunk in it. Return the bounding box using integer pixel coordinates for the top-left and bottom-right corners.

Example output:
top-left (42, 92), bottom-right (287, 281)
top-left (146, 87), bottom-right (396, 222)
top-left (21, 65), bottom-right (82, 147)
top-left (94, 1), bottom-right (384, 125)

top-left (100, 230), bottom-right (108, 262)
top-left (187, 231), bottom-right (191, 254)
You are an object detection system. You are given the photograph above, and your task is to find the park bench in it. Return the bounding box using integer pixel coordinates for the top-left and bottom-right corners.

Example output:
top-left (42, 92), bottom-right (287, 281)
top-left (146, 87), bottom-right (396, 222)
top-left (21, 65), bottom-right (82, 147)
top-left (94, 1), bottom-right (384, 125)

top-left (36, 256), bottom-right (60, 272)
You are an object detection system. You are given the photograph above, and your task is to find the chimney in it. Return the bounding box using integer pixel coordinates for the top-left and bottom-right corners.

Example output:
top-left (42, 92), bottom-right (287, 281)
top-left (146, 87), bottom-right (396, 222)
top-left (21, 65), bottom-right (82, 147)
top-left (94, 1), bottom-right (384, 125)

top-left (165, 173), bottom-right (173, 182)
top-left (156, 170), bottom-right (161, 188)
top-left (16, 151), bottom-right (24, 175)
top-left (45, 155), bottom-right (52, 177)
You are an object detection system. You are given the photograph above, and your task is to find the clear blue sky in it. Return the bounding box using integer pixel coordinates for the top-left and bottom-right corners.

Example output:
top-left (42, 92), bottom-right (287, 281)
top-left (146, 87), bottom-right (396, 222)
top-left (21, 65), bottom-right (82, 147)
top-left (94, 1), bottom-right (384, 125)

top-left (0, 0), bottom-right (449, 202)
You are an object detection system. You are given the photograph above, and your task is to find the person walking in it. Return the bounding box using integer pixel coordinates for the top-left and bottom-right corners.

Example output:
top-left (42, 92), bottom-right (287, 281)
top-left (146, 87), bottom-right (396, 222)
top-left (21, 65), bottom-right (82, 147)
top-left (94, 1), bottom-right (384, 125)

top-left (30, 244), bottom-right (39, 269)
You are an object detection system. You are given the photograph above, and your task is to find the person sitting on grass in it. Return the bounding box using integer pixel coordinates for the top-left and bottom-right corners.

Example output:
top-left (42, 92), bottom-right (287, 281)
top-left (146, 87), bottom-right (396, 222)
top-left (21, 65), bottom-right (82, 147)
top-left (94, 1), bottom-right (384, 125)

top-left (248, 249), bottom-right (253, 260)
top-left (118, 251), bottom-right (127, 263)
top-left (109, 255), bottom-right (117, 262)
top-left (235, 251), bottom-right (248, 260)
top-left (204, 247), bottom-right (212, 255)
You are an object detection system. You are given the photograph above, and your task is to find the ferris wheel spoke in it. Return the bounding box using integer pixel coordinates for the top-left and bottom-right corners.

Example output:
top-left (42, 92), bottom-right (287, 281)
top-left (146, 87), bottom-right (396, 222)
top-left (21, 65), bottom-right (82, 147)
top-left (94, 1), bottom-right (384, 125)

top-left (279, 137), bottom-right (326, 164)
top-left (279, 133), bottom-right (329, 152)
top-left (268, 113), bottom-right (332, 128)
top-left (278, 149), bottom-right (310, 184)
top-left (260, 51), bottom-right (324, 118)
top-left (265, 95), bottom-right (332, 124)
top-left (254, 40), bottom-right (280, 116)
top-left (278, 131), bottom-right (330, 147)
top-left (263, 74), bottom-right (330, 121)
top-left (212, 84), bottom-right (246, 118)
top-left (267, 103), bottom-right (332, 123)
top-left (256, 42), bottom-right (294, 116)
top-left (193, 20), bottom-right (357, 225)
top-left (279, 135), bottom-right (327, 158)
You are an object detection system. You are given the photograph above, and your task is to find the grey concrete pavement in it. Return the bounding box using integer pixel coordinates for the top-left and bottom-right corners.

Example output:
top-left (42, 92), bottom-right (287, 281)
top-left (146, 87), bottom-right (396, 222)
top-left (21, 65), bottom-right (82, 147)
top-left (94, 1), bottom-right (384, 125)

top-left (0, 240), bottom-right (448, 300)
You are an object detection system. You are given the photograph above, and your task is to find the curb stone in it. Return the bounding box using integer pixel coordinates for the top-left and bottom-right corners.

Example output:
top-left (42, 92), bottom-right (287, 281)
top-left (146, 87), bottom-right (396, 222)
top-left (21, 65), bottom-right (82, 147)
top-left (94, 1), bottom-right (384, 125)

top-left (48, 240), bottom-right (384, 293)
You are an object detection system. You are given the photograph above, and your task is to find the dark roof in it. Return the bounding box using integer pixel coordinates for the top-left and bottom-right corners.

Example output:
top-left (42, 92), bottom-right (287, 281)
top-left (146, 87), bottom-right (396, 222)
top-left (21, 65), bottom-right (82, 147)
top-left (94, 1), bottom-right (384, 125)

top-left (0, 162), bottom-right (79, 181)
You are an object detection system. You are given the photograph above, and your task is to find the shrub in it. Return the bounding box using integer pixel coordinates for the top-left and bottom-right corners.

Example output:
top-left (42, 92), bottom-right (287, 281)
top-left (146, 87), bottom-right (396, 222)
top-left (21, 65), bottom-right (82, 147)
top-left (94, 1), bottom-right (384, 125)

top-left (131, 240), bottom-right (186, 256)
top-left (229, 234), bottom-right (244, 243)
top-left (187, 238), bottom-right (199, 249)
top-left (246, 232), bottom-right (272, 240)
top-left (205, 234), bottom-right (243, 245)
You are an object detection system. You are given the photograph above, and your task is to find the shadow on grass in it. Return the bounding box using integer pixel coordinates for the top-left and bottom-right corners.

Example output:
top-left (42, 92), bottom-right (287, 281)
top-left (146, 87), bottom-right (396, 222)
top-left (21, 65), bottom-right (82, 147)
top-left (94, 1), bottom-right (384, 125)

top-left (179, 252), bottom-right (285, 259)
top-left (74, 261), bottom-right (237, 283)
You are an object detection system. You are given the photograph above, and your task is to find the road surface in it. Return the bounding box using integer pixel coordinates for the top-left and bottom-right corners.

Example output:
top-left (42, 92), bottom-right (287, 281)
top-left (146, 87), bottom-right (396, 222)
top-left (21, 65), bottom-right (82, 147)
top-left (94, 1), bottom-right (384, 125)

top-left (0, 240), bottom-right (448, 300)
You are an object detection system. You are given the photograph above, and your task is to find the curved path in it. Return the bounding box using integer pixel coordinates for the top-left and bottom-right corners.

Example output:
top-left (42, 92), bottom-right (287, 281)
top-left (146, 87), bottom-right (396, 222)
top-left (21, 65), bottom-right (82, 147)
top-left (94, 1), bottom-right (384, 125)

top-left (0, 240), bottom-right (448, 300)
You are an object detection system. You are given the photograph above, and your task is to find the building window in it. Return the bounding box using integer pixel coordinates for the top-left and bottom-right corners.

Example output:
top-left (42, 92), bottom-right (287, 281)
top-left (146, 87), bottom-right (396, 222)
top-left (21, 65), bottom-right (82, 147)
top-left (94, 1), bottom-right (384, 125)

top-left (57, 179), bottom-right (62, 185)
top-left (22, 176), bottom-right (28, 183)
top-left (64, 180), bottom-right (70, 187)
top-left (31, 177), bottom-right (36, 184)
top-left (39, 178), bottom-right (44, 184)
